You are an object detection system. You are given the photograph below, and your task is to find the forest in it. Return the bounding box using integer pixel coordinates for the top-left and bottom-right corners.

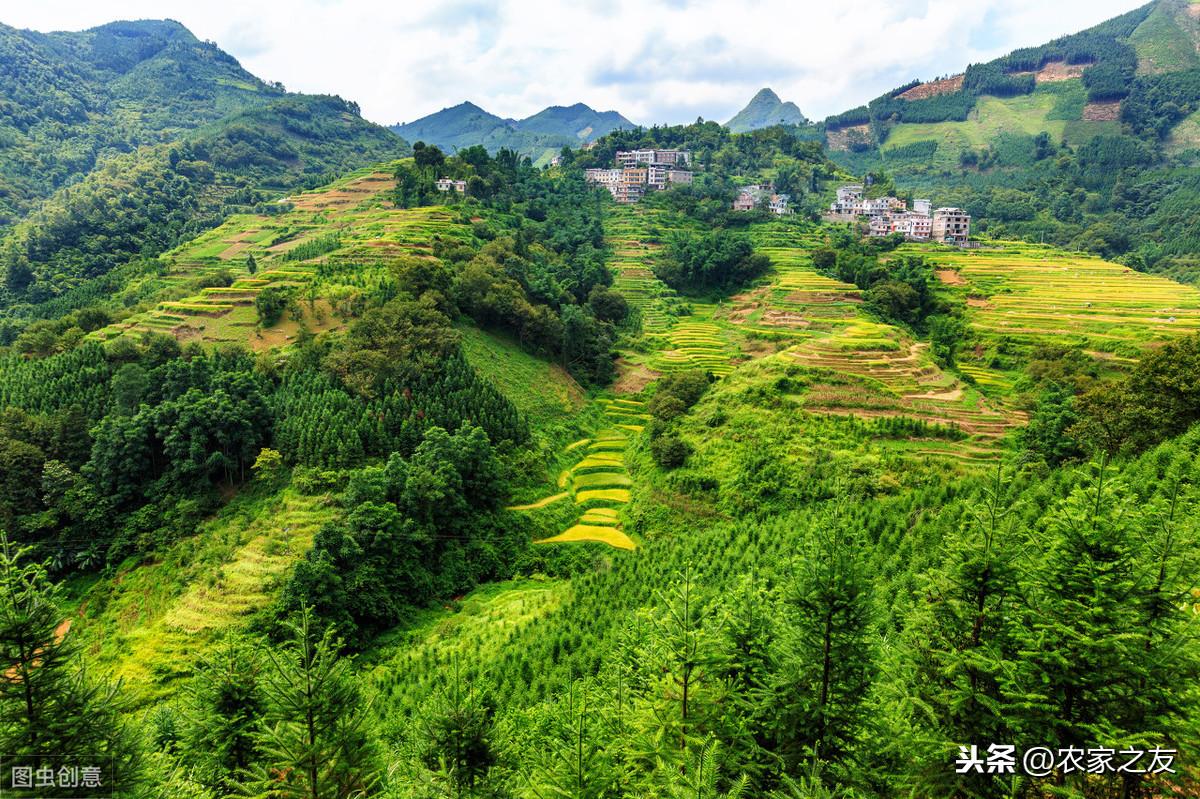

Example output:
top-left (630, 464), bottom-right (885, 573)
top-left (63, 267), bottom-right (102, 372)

top-left (2, 4), bottom-right (1200, 799)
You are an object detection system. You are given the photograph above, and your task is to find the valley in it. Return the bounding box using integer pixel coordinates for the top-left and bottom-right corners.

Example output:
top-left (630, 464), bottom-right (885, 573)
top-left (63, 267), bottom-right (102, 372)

top-left (3, 3), bottom-right (1200, 797)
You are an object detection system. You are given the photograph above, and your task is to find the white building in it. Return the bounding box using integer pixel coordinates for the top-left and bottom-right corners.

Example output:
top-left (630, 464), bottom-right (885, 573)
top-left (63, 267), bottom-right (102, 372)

top-left (435, 178), bottom-right (467, 193)
top-left (616, 149), bottom-right (692, 167)
top-left (769, 193), bottom-right (793, 215)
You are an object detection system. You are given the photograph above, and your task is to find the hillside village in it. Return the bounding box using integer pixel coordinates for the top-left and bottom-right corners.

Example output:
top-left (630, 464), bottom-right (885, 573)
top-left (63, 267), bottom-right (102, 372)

top-left (826, 184), bottom-right (971, 245)
top-left (732, 182), bottom-right (793, 215)
top-left (584, 148), bottom-right (693, 202)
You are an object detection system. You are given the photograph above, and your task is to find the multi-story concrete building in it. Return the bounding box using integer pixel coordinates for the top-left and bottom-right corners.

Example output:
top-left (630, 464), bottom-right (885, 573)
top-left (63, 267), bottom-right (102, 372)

top-left (616, 149), bottom-right (692, 167)
top-left (830, 184), bottom-right (864, 215)
top-left (931, 208), bottom-right (971, 245)
top-left (667, 169), bottom-right (693, 185)
top-left (586, 153), bottom-right (694, 203)
top-left (732, 184), bottom-right (792, 215)
top-left (830, 185), bottom-right (968, 244)
top-left (769, 193), bottom-right (793, 215)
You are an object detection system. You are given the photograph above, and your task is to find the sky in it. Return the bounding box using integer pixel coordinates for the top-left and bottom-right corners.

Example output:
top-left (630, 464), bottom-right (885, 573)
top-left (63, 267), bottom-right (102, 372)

top-left (3, 0), bottom-right (1145, 127)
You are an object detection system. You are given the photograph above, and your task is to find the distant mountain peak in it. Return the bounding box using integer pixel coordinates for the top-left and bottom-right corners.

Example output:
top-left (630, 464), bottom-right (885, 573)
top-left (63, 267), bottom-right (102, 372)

top-left (393, 100), bottom-right (634, 160)
top-left (725, 87), bottom-right (808, 132)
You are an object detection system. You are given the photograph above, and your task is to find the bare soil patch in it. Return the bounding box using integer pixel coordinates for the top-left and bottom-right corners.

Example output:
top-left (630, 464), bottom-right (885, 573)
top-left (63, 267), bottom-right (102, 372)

top-left (898, 74), bottom-right (964, 101)
top-left (1083, 100), bottom-right (1121, 121)
top-left (826, 124), bottom-right (872, 152)
top-left (760, 310), bottom-right (811, 328)
top-left (612, 359), bottom-right (660, 394)
top-left (935, 269), bottom-right (966, 286)
top-left (966, 296), bottom-right (992, 309)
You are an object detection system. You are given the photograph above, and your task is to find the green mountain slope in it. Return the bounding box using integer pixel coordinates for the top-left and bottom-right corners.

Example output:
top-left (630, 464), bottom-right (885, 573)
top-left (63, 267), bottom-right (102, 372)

top-left (0, 19), bottom-right (408, 314)
top-left (725, 87), bottom-right (809, 132)
top-left (517, 102), bottom-right (633, 140)
top-left (821, 0), bottom-right (1200, 277)
top-left (391, 99), bottom-right (634, 161)
top-left (0, 19), bottom-right (282, 228)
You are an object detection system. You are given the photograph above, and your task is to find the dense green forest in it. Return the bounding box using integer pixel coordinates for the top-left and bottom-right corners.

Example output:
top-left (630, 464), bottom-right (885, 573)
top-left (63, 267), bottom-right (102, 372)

top-left (2, 4), bottom-right (1200, 799)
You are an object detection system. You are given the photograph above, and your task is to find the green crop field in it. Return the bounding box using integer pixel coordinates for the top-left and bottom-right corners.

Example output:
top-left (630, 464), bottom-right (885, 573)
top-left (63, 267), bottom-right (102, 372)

top-left (881, 83), bottom-right (1117, 166)
top-left (95, 165), bottom-right (472, 351)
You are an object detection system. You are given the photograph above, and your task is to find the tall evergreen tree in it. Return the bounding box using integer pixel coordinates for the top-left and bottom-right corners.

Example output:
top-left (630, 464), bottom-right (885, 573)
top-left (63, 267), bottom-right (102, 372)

top-left (0, 535), bottom-right (140, 794)
top-left (765, 515), bottom-right (876, 782)
top-left (184, 634), bottom-right (266, 794)
top-left (241, 609), bottom-right (380, 799)
top-left (890, 468), bottom-right (1023, 799)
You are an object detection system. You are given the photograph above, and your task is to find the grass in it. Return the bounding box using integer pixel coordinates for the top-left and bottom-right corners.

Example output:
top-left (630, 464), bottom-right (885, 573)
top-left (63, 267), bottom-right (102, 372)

top-left (67, 481), bottom-right (331, 705)
top-left (1167, 108), bottom-right (1200, 154)
top-left (459, 327), bottom-right (584, 427)
top-left (1130, 1), bottom-right (1200, 74)
top-left (881, 83), bottom-right (1117, 166)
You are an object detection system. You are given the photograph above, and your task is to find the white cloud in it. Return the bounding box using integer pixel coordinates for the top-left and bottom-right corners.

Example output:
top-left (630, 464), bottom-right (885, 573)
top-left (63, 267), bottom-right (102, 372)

top-left (2, 0), bottom-right (1143, 125)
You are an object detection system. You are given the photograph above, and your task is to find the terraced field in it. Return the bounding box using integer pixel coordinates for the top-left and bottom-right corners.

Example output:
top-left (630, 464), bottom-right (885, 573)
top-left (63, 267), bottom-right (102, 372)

top-left (94, 164), bottom-right (471, 349)
top-left (725, 225), bottom-right (864, 341)
top-left (606, 205), bottom-right (684, 332)
top-left (602, 211), bottom-right (1025, 464)
top-left (71, 487), bottom-right (329, 702)
top-left (786, 325), bottom-right (1017, 462)
top-left (918, 242), bottom-right (1200, 354)
top-left (517, 399), bottom-right (648, 551)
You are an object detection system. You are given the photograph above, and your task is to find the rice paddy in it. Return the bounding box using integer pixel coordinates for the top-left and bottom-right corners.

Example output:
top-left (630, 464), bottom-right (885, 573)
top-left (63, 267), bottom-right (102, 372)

top-left (519, 399), bottom-right (645, 552)
top-left (915, 242), bottom-right (1200, 394)
top-left (92, 164), bottom-right (471, 350)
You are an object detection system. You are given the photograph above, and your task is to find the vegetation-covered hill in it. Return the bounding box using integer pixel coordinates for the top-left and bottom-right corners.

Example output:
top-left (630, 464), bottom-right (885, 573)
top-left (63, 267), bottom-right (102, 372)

top-left (725, 87), bottom-right (810, 132)
top-left (392, 100), bottom-right (634, 164)
top-left (3, 9), bottom-right (1200, 799)
top-left (0, 19), bottom-right (409, 333)
top-left (821, 0), bottom-right (1200, 280)
top-left (0, 18), bottom-right (282, 228)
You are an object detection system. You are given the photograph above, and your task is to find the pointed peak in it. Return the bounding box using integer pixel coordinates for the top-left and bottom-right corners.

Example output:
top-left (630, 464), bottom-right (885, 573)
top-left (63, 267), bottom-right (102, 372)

top-left (751, 87), bottom-right (782, 102)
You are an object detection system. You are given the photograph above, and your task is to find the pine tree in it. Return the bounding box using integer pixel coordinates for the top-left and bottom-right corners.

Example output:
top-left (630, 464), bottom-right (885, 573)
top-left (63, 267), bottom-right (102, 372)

top-left (766, 514), bottom-right (876, 781)
top-left (183, 634), bottom-right (266, 794)
top-left (890, 468), bottom-right (1023, 799)
top-left (0, 535), bottom-right (140, 793)
top-left (1012, 463), bottom-right (1151, 793)
top-left (417, 660), bottom-right (497, 798)
top-left (241, 609), bottom-right (380, 799)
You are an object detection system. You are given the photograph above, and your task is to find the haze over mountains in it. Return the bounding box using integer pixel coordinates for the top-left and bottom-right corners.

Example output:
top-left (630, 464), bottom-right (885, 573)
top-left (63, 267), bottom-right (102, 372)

top-left (725, 88), bottom-right (809, 132)
top-left (391, 101), bottom-right (634, 164)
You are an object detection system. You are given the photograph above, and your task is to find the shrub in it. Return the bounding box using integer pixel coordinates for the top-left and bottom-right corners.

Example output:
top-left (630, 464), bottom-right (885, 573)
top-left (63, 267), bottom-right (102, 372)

top-left (651, 435), bottom-right (692, 469)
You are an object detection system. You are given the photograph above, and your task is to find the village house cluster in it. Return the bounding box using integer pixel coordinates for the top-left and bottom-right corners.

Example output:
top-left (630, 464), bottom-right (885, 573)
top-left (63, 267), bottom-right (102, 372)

top-left (826, 184), bottom-right (971, 245)
top-left (732, 182), bottom-right (793, 215)
top-left (585, 149), bottom-right (694, 203)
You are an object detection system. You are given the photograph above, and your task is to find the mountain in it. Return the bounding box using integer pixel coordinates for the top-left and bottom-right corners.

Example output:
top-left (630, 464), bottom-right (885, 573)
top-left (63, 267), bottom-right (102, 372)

top-left (516, 102), bottom-right (633, 140)
top-left (392, 100), bottom-right (634, 163)
top-left (0, 18), bottom-right (408, 306)
top-left (391, 101), bottom-right (509, 152)
top-left (0, 19), bottom-right (283, 227)
top-left (818, 0), bottom-right (1200, 278)
top-left (725, 87), bottom-right (809, 132)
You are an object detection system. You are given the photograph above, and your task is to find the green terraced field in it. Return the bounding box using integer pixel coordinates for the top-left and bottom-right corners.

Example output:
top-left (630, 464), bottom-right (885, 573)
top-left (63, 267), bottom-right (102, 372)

top-left (916, 242), bottom-right (1200, 353)
top-left (519, 400), bottom-right (648, 550)
top-left (94, 165), bottom-right (471, 350)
